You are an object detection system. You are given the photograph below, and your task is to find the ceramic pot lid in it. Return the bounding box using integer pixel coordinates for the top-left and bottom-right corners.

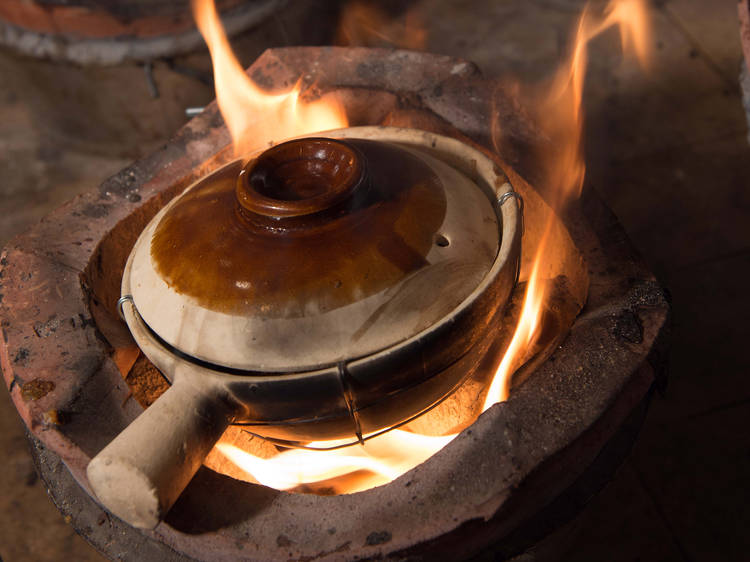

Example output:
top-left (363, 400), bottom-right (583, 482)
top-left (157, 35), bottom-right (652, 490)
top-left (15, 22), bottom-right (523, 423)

top-left (125, 127), bottom-right (504, 372)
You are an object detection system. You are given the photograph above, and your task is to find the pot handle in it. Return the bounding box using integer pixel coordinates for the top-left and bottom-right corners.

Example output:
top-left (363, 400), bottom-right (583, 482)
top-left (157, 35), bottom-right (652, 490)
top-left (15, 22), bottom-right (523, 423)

top-left (86, 376), bottom-right (235, 529)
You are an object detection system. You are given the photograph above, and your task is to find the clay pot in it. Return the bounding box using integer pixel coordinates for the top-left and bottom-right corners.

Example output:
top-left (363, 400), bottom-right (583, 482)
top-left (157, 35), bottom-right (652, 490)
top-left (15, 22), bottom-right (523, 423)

top-left (87, 126), bottom-right (522, 528)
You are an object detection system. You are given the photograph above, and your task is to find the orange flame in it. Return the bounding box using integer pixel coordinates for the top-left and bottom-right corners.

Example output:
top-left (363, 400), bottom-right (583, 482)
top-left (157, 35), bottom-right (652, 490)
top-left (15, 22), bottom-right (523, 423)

top-left (217, 430), bottom-right (453, 493)
top-left (482, 251), bottom-right (548, 408)
top-left (203, 0), bottom-right (649, 493)
top-left (486, 0), bottom-right (650, 405)
top-left (541, 0), bottom-right (649, 204)
top-left (191, 0), bottom-right (347, 156)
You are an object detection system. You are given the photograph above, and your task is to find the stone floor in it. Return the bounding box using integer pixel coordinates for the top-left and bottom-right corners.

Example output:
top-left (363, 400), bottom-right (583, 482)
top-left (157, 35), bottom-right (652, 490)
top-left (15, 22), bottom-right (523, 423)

top-left (1, 0), bottom-right (748, 560)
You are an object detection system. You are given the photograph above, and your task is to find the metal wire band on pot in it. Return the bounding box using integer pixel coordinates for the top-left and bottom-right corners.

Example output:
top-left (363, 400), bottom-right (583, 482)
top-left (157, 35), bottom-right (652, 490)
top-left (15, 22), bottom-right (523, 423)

top-left (239, 385), bottom-right (466, 451)
top-left (498, 187), bottom-right (524, 287)
top-left (117, 294), bottom-right (133, 321)
top-left (337, 361), bottom-right (365, 445)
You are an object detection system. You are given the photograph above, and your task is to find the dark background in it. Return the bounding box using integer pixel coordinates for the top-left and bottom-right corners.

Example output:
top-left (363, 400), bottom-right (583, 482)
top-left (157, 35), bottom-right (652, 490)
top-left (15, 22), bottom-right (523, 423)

top-left (0, 0), bottom-right (748, 560)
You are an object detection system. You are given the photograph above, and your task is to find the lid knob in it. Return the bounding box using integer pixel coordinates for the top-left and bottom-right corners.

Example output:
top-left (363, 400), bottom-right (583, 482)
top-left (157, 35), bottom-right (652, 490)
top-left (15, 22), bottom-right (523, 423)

top-left (236, 138), bottom-right (367, 228)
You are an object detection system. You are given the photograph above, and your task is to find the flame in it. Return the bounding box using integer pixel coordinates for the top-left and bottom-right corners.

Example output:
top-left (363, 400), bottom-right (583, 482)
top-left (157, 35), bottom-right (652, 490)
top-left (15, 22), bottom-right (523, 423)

top-left (486, 0), bottom-right (650, 405)
top-left (191, 0), bottom-right (347, 156)
top-left (540, 0), bottom-right (649, 204)
top-left (203, 1), bottom-right (649, 493)
top-left (335, 1), bottom-right (426, 50)
top-left (217, 431), bottom-right (452, 493)
top-left (482, 248), bottom-right (548, 408)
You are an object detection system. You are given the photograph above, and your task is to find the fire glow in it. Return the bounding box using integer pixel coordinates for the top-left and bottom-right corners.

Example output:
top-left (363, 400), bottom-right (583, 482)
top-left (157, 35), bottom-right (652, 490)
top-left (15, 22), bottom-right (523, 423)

top-left (486, 0), bottom-right (650, 407)
top-left (191, 0), bottom-right (347, 156)
top-left (193, 0), bottom-right (650, 494)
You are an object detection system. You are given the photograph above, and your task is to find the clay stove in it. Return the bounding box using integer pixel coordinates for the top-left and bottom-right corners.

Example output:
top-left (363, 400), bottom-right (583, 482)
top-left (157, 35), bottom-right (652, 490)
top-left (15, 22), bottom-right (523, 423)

top-left (0, 47), bottom-right (669, 561)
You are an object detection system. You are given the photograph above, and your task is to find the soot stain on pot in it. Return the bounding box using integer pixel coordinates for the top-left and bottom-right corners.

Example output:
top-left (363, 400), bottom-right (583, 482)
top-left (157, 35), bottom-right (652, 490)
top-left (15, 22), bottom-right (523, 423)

top-left (150, 140), bottom-right (447, 317)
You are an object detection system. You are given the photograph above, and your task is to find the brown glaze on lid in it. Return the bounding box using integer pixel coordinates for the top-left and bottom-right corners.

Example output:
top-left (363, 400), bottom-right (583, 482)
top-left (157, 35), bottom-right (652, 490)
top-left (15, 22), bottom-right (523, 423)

top-left (150, 138), bottom-right (447, 317)
top-left (236, 138), bottom-right (367, 223)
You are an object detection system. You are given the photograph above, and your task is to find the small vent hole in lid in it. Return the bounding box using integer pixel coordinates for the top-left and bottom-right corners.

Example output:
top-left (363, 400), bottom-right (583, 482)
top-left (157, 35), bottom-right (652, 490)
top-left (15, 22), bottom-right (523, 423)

top-left (435, 234), bottom-right (450, 247)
